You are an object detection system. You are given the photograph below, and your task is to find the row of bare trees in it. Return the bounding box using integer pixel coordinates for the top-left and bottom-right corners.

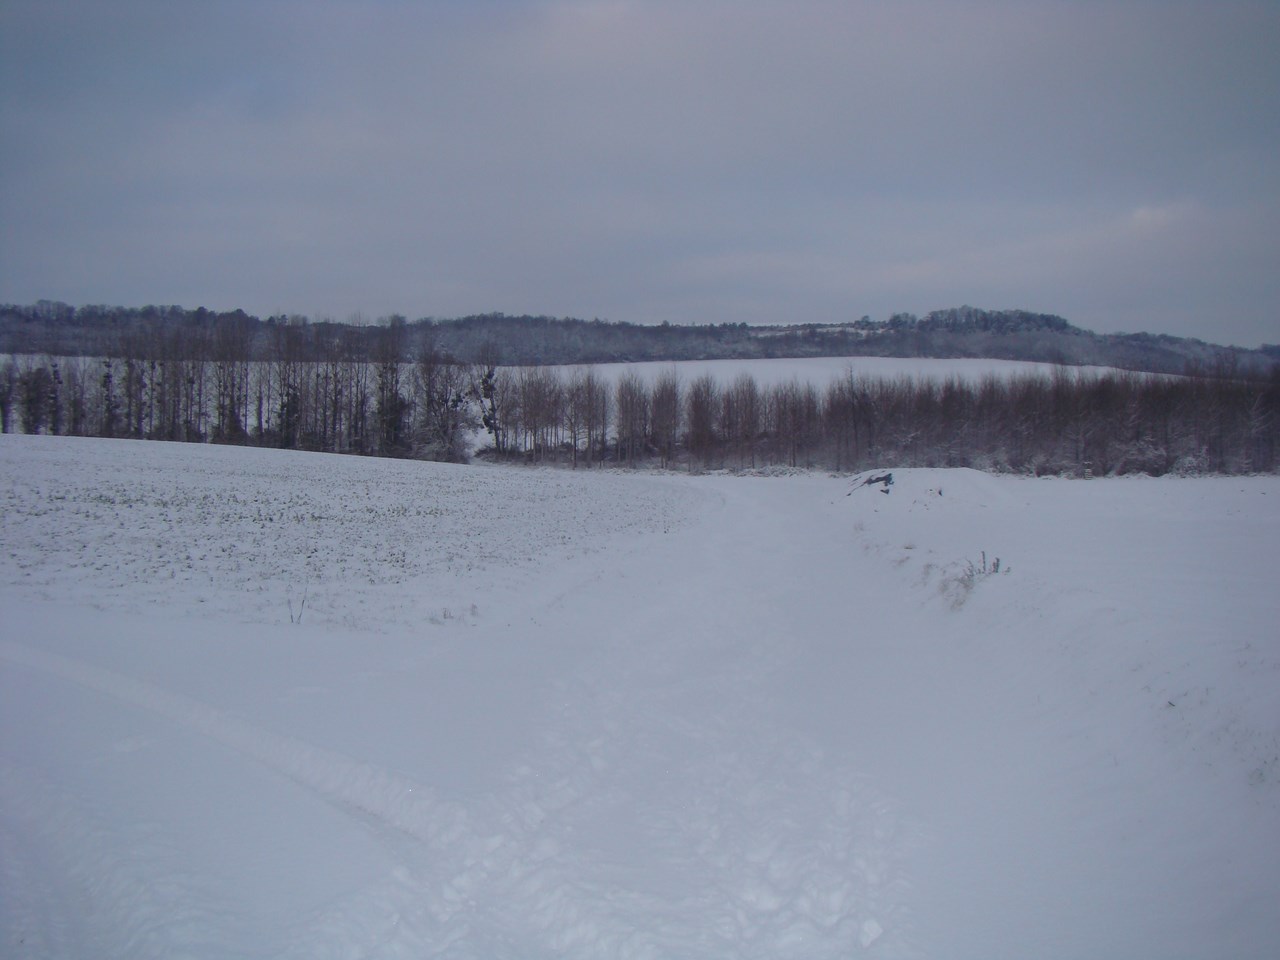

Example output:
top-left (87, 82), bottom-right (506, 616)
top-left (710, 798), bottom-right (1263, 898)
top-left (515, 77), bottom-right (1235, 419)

top-left (0, 317), bottom-right (481, 462)
top-left (451, 364), bottom-right (1279, 476)
top-left (3, 343), bottom-right (1277, 475)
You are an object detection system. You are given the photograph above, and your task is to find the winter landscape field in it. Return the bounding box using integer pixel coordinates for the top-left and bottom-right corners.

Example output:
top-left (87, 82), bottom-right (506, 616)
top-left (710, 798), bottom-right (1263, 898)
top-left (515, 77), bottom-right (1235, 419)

top-left (2, 431), bottom-right (1278, 959)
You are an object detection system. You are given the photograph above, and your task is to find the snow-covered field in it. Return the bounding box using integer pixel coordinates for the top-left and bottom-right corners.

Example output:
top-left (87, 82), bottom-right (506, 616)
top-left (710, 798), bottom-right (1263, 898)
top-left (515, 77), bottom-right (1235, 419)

top-left (2, 434), bottom-right (1277, 959)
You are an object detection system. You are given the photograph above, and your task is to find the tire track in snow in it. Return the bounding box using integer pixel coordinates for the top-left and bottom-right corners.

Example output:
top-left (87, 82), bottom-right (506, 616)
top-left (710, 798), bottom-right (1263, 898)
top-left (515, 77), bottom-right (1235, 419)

top-left (0, 797), bottom-right (74, 960)
top-left (0, 759), bottom-right (241, 959)
top-left (0, 640), bottom-right (813, 960)
top-left (2, 621), bottom-right (920, 957)
top-left (1, 638), bottom-right (534, 956)
top-left (0, 639), bottom-right (471, 849)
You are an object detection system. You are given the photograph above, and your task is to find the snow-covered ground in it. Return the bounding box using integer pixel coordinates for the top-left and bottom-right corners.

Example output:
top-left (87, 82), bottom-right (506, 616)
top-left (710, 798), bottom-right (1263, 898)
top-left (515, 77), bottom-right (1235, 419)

top-left (2, 434), bottom-right (1277, 959)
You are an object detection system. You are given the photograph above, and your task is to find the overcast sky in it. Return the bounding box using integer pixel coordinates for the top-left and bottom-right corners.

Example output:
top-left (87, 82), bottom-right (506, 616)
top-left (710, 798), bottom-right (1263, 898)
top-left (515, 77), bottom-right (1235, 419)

top-left (1, 1), bottom-right (1276, 346)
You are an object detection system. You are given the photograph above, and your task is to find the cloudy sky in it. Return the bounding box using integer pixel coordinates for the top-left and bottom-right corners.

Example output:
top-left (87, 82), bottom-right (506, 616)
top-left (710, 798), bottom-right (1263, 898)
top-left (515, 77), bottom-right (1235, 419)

top-left (1, 1), bottom-right (1276, 346)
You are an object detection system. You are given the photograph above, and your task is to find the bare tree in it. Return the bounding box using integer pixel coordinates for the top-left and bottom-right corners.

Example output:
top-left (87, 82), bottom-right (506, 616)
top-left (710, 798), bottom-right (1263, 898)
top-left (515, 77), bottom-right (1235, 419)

top-left (269, 320), bottom-right (307, 449)
top-left (823, 372), bottom-right (860, 471)
top-left (723, 373), bottom-right (761, 468)
top-left (565, 367), bottom-right (606, 468)
top-left (372, 317), bottom-right (410, 456)
top-left (341, 326), bottom-right (370, 453)
top-left (649, 369), bottom-right (682, 469)
top-left (60, 356), bottom-right (91, 436)
top-left (469, 341), bottom-right (509, 456)
top-left (17, 361), bottom-right (54, 434)
top-left (515, 366), bottom-right (563, 462)
top-left (686, 374), bottom-right (720, 470)
top-left (211, 313), bottom-right (253, 443)
top-left (414, 341), bottom-right (475, 462)
top-left (615, 370), bottom-right (650, 464)
top-left (584, 367), bottom-right (610, 465)
top-left (0, 359), bottom-right (16, 433)
top-left (1247, 386), bottom-right (1275, 472)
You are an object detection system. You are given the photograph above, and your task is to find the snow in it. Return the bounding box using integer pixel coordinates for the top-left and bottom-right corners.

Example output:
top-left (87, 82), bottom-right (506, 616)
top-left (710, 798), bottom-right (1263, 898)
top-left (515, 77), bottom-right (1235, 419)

top-left (2, 433), bottom-right (1277, 959)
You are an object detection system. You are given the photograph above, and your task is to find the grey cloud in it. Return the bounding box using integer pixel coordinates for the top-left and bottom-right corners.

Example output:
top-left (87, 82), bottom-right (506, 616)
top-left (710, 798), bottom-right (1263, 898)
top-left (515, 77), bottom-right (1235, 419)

top-left (1, 0), bottom-right (1277, 345)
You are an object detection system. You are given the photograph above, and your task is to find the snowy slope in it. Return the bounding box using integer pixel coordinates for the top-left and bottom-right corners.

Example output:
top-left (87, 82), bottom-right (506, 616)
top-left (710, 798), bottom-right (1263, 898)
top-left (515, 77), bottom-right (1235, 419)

top-left (1, 435), bottom-right (1277, 959)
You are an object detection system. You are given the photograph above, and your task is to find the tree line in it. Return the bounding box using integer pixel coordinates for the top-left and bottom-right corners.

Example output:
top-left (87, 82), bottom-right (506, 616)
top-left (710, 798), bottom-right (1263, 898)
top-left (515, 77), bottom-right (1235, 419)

top-left (3, 324), bottom-right (1277, 475)
top-left (469, 363), bottom-right (1277, 476)
top-left (4, 300), bottom-right (1276, 374)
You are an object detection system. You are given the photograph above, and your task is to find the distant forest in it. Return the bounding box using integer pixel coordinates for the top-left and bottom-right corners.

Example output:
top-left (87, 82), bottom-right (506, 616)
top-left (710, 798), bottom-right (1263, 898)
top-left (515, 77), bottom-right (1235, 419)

top-left (3, 301), bottom-right (1277, 476)
top-left (3, 300), bottom-right (1277, 373)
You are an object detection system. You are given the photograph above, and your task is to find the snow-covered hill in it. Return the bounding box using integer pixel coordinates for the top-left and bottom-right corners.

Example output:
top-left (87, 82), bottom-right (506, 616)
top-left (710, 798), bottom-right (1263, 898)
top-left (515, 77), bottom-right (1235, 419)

top-left (2, 435), bottom-right (1277, 959)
